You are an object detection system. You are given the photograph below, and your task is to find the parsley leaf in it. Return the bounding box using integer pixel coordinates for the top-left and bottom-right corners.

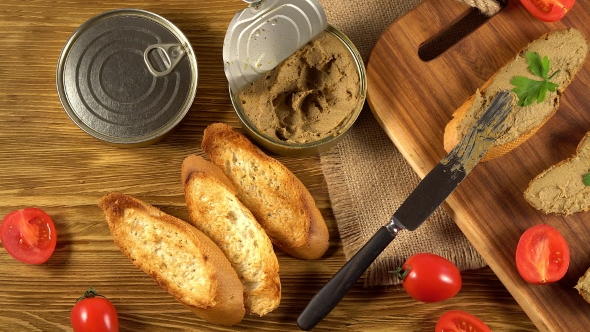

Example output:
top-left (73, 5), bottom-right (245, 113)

top-left (510, 51), bottom-right (560, 107)
top-left (583, 173), bottom-right (590, 186)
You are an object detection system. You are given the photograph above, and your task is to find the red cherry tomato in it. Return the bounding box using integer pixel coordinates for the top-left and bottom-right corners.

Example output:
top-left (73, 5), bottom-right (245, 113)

top-left (0, 207), bottom-right (57, 264)
top-left (435, 310), bottom-right (491, 332)
top-left (394, 253), bottom-right (461, 302)
top-left (516, 224), bottom-right (569, 284)
top-left (518, 0), bottom-right (575, 22)
top-left (71, 287), bottom-right (119, 332)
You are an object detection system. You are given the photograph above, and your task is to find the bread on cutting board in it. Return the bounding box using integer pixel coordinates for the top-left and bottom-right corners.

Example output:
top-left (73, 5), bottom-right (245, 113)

top-left (524, 131), bottom-right (590, 215)
top-left (99, 193), bottom-right (245, 326)
top-left (181, 154), bottom-right (281, 316)
top-left (201, 122), bottom-right (329, 260)
top-left (575, 267), bottom-right (590, 304)
top-left (444, 28), bottom-right (588, 162)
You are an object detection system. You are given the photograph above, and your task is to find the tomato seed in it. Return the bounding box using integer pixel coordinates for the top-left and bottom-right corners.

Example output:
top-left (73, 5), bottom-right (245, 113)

top-left (530, 0), bottom-right (550, 12)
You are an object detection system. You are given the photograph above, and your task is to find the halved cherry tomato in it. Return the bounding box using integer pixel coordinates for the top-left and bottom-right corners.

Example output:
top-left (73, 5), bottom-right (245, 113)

top-left (435, 310), bottom-right (491, 332)
top-left (0, 207), bottom-right (57, 264)
top-left (71, 287), bottom-right (119, 332)
top-left (516, 224), bottom-right (569, 284)
top-left (394, 253), bottom-right (461, 302)
top-left (518, 0), bottom-right (575, 22)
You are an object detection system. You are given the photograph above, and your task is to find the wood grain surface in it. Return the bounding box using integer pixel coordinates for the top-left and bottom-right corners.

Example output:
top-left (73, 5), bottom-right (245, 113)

top-left (0, 0), bottom-right (538, 331)
top-left (367, 0), bottom-right (590, 331)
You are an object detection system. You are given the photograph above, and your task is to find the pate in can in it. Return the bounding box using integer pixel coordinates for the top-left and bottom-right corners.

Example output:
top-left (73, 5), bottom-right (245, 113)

top-left (223, 0), bottom-right (366, 157)
top-left (56, 9), bottom-right (198, 147)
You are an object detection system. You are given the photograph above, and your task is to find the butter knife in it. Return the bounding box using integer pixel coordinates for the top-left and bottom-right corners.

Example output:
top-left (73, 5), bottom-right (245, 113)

top-left (297, 90), bottom-right (514, 330)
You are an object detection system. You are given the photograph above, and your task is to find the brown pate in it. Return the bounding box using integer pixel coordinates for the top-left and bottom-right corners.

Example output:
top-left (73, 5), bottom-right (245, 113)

top-left (237, 31), bottom-right (361, 144)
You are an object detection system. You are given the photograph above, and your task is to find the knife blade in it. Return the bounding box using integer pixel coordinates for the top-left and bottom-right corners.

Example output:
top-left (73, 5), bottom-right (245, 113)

top-left (297, 90), bottom-right (514, 331)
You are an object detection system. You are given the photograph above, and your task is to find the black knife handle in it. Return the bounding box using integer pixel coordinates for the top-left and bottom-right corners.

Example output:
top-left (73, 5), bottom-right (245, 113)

top-left (297, 225), bottom-right (398, 330)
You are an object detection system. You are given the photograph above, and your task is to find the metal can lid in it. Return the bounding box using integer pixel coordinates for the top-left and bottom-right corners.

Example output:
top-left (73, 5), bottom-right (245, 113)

top-left (223, 0), bottom-right (327, 93)
top-left (56, 9), bottom-right (198, 146)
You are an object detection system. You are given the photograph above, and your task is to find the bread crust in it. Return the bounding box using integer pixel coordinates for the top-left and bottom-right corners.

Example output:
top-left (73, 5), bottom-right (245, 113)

top-left (182, 155), bottom-right (281, 316)
top-left (444, 28), bottom-right (589, 162)
top-left (575, 267), bottom-right (590, 304)
top-left (201, 122), bottom-right (329, 259)
top-left (99, 193), bottom-right (245, 326)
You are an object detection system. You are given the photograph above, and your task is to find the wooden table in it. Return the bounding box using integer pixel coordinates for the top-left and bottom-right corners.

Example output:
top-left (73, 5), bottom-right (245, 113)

top-left (0, 1), bottom-right (538, 331)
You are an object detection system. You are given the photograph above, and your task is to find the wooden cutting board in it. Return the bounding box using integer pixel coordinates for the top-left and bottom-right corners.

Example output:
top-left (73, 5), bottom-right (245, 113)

top-left (367, 0), bottom-right (590, 331)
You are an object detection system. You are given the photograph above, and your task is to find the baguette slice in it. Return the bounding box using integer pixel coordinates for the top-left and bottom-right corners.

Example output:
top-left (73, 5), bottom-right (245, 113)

top-left (99, 193), bottom-right (245, 326)
top-left (444, 28), bottom-right (588, 162)
top-left (181, 155), bottom-right (281, 316)
top-left (575, 267), bottom-right (590, 304)
top-left (524, 131), bottom-right (590, 215)
top-left (201, 122), bottom-right (329, 260)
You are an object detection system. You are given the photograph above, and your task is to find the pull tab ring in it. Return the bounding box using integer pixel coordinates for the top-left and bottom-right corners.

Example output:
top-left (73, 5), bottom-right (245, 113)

top-left (144, 43), bottom-right (186, 77)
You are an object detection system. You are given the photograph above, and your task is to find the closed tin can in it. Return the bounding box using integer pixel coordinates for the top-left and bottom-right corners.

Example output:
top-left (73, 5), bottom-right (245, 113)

top-left (56, 9), bottom-right (198, 147)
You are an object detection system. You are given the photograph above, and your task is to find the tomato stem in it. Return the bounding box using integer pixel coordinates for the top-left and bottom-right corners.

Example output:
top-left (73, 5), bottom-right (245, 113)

top-left (76, 286), bottom-right (107, 302)
top-left (389, 265), bottom-right (411, 280)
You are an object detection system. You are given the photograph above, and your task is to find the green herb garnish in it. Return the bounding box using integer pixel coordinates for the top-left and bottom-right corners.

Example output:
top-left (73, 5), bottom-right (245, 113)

top-left (510, 51), bottom-right (560, 107)
top-left (583, 173), bottom-right (590, 186)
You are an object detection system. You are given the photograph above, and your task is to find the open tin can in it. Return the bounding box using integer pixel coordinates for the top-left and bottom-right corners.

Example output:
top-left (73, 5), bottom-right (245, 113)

top-left (56, 9), bottom-right (198, 147)
top-left (223, 0), bottom-right (367, 157)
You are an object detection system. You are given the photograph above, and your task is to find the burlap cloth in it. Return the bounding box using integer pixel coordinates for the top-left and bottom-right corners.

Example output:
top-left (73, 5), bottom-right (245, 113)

top-left (317, 0), bottom-right (500, 286)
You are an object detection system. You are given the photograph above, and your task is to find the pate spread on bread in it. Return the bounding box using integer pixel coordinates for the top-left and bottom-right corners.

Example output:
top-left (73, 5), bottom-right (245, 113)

top-left (524, 132), bottom-right (590, 215)
top-left (444, 28), bottom-right (588, 162)
top-left (181, 155), bottom-right (281, 316)
top-left (201, 122), bottom-right (329, 260)
top-left (99, 193), bottom-right (245, 326)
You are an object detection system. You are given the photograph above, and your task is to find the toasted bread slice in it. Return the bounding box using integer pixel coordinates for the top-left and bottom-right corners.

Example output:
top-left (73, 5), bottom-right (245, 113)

top-left (575, 267), bottom-right (590, 304)
top-left (181, 155), bottom-right (281, 316)
top-left (524, 132), bottom-right (590, 215)
top-left (201, 123), bottom-right (329, 260)
top-left (99, 193), bottom-right (245, 326)
top-left (444, 28), bottom-right (588, 162)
